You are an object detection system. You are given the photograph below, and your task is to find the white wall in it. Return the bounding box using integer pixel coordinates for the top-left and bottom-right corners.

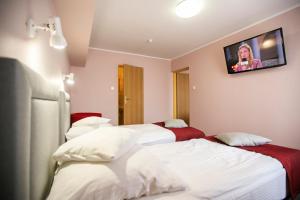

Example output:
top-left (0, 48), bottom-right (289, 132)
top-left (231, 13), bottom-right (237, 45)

top-left (70, 49), bottom-right (172, 125)
top-left (0, 0), bottom-right (69, 89)
top-left (172, 7), bottom-right (300, 149)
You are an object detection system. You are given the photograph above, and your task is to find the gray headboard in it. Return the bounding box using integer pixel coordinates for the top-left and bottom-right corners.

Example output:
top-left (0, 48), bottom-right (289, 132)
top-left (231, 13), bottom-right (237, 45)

top-left (0, 57), bottom-right (70, 200)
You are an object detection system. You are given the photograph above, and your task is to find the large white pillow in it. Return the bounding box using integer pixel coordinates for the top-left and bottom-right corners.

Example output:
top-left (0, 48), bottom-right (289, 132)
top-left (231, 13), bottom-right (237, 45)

top-left (164, 119), bottom-right (188, 128)
top-left (72, 116), bottom-right (111, 127)
top-left (65, 123), bottom-right (113, 140)
top-left (53, 127), bottom-right (137, 164)
top-left (65, 126), bottom-right (96, 140)
top-left (215, 132), bottom-right (271, 146)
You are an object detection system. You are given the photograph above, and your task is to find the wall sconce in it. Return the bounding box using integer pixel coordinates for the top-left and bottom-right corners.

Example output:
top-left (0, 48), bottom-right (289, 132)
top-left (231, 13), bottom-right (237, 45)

top-left (26, 17), bottom-right (67, 49)
top-left (63, 73), bottom-right (75, 85)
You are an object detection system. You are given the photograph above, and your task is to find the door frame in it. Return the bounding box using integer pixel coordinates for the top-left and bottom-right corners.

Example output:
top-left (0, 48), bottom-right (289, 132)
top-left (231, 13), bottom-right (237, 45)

top-left (172, 67), bottom-right (189, 119)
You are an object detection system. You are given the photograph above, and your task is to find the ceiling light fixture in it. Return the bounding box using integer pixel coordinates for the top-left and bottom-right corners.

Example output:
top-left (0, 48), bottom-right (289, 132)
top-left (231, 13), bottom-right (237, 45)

top-left (26, 17), bottom-right (67, 49)
top-left (147, 38), bottom-right (153, 43)
top-left (175, 0), bottom-right (202, 19)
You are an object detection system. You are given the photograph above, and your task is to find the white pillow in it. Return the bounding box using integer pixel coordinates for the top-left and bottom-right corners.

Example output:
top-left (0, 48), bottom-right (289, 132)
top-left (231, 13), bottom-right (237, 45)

top-left (72, 116), bottom-right (111, 127)
top-left (53, 127), bottom-right (137, 164)
top-left (65, 124), bottom-right (113, 140)
top-left (164, 119), bottom-right (188, 128)
top-left (97, 123), bottom-right (113, 127)
top-left (121, 124), bottom-right (176, 145)
top-left (65, 126), bottom-right (96, 140)
top-left (215, 132), bottom-right (271, 146)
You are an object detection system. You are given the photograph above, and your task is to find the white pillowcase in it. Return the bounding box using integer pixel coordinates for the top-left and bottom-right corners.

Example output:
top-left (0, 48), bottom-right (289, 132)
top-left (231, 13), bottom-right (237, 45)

top-left (53, 127), bottom-right (137, 164)
top-left (164, 119), bottom-right (188, 128)
top-left (121, 124), bottom-right (176, 145)
top-left (72, 116), bottom-right (111, 127)
top-left (65, 126), bottom-right (96, 140)
top-left (215, 132), bottom-right (271, 146)
top-left (65, 123), bottom-right (113, 140)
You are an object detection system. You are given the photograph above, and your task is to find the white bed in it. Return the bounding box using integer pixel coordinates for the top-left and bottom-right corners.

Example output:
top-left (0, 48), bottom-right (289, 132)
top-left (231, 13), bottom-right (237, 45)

top-left (47, 136), bottom-right (287, 200)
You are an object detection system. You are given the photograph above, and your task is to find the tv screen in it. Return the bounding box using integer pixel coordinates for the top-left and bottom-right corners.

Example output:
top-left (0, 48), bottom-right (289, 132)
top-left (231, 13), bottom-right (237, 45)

top-left (224, 28), bottom-right (287, 74)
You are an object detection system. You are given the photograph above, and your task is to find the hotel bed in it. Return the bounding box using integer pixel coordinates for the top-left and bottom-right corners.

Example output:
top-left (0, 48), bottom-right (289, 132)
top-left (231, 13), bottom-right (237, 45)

top-left (47, 137), bottom-right (287, 200)
top-left (1, 57), bottom-right (299, 200)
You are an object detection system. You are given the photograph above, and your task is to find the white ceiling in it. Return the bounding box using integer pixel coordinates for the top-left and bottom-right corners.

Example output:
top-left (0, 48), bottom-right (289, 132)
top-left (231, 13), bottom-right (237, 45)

top-left (89, 0), bottom-right (300, 59)
top-left (54, 0), bottom-right (95, 66)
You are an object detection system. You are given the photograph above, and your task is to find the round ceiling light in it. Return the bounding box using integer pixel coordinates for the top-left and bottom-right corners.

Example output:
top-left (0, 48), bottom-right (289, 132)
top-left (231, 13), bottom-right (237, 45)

top-left (175, 0), bottom-right (202, 18)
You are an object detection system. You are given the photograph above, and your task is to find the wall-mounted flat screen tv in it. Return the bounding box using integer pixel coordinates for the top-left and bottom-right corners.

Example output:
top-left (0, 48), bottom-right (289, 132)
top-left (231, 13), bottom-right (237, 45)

top-left (224, 28), bottom-right (287, 74)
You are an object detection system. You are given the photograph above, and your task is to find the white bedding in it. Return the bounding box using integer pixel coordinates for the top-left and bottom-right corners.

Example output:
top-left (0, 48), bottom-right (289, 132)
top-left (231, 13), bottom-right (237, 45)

top-left (48, 138), bottom-right (286, 200)
top-left (141, 139), bottom-right (286, 200)
top-left (121, 124), bottom-right (175, 145)
top-left (48, 146), bottom-right (185, 200)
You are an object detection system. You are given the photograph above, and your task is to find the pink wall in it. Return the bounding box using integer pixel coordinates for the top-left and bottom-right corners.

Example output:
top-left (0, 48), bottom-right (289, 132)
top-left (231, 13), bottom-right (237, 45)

top-left (172, 7), bottom-right (300, 149)
top-left (70, 49), bottom-right (172, 125)
top-left (0, 0), bottom-right (69, 89)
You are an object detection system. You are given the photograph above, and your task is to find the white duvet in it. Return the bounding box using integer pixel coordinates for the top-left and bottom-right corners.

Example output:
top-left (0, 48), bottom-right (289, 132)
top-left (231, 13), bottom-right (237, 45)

top-left (142, 139), bottom-right (285, 200)
top-left (48, 138), bottom-right (284, 200)
top-left (48, 145), bottom-right (185, 200)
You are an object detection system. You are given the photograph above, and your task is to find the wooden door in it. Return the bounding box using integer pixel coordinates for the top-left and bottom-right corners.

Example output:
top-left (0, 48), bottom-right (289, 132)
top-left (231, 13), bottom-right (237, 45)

top-left (118, 64), bottom-right (144, 125)
top-left (175, 72), bottom-right (189, 125)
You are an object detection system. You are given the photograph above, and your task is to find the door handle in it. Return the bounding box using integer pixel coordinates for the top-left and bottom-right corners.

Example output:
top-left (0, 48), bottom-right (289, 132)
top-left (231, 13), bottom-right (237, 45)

top-left (125, 96), bottom-right (131, 104)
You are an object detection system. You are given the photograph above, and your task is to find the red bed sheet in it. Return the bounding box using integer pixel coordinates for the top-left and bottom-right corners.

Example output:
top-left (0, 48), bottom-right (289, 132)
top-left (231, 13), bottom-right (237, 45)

top-left (71, 112), bottom-right (102, 124)
top-left (204, 135), bottom-right (300, 200)
top-left (154, 122), bottom-right (205, 141)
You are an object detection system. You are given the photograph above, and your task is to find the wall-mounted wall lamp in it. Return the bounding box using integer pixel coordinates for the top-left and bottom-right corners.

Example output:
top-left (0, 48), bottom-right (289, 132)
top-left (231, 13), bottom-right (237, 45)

top-left (63, 73), bottom-right (75, 85)
top-left (26, 17), bottom-right (67, 49)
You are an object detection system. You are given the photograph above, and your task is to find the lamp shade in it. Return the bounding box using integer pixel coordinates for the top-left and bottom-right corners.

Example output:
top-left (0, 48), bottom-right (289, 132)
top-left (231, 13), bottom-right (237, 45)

top-left (49, 33), bottom-right (67, 49)
top-left (48, 17), bottom-right (67, 49)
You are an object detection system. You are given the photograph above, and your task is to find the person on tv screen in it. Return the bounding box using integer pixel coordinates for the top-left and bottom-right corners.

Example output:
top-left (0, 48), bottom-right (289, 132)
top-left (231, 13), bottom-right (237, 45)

top-left (232, 43), bottom-right (262, 72)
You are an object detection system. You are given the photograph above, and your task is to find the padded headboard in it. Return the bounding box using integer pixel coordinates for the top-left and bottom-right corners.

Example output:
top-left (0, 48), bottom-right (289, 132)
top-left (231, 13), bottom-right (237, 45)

top-left (0, 57), bottom-right (69, 200)
top-left (59, 91), bottom-right (71, 144)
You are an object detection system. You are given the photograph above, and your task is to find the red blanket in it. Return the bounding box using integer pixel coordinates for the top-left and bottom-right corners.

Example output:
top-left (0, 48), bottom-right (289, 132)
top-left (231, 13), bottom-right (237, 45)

top-left (71, 112), bottom-right (102, 124)
top-left (204, 136), bottom-right (300, 199)
top-left (154, 122), bottom-right (205, 141)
